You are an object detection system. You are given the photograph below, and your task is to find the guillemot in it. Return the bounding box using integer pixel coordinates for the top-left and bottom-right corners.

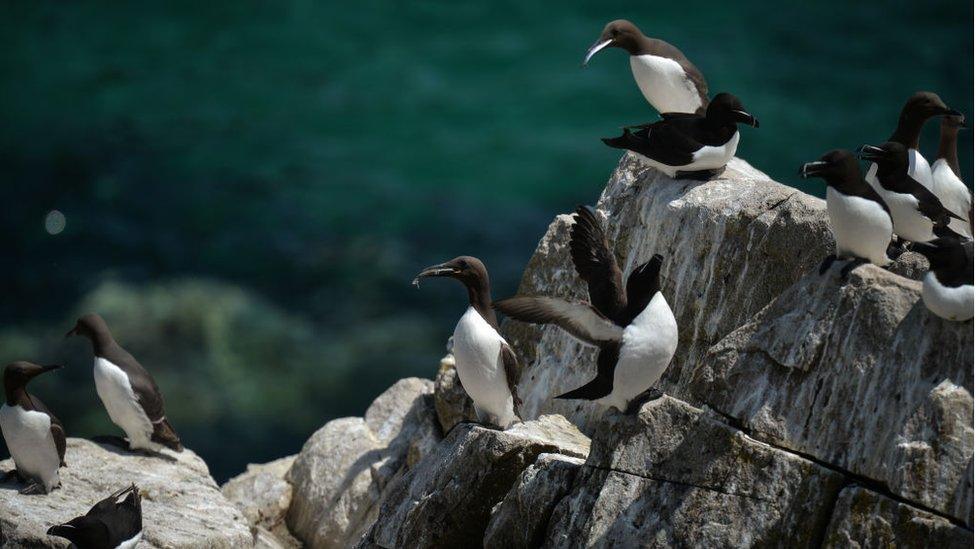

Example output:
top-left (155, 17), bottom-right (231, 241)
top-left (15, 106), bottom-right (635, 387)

top-left (48, 484), bottom-right (143, 549)
top-left (495, 206), bottom-right (678, 413)
top-left (413, 256), bottom-right (521, 428)
top-left (913, 238), bottom-right (974, 321)
top-left (931, 114), bottom-right (972, 237)
top-left (800, 149), bottom-right (893, 276)
top-left (856, 142), bottom-right (963, 244)
top-left (602, 93), bottom-right (758, 180)
top-left (66, 313), bottom-right (183, 453)
top-left (583, 19), bottom-right (709, 115)
top-left (0, 361), bottom-right (66, 494)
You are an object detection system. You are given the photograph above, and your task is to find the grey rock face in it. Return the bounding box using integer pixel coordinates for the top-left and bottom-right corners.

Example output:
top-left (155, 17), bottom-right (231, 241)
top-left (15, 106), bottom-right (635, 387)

top-left (221, 455), bottom-right (300, 547)
top-left (0, 438), bottom-right (252, 548)
top-left (360, 415), bottom-right (590, 549)
top-left (432, 354), bottom-right (477, 433)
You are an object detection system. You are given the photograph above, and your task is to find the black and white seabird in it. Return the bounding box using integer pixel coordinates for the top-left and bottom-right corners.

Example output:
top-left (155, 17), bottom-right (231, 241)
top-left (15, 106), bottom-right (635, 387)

top-left (66, 313), bottom-right (183, 453)
top-left (800, 149), bottom-right (893, 274)
top-left (583, 19), bottom-right (709, 115)
top-left (413, 257), bottom-right (521, 428)
top-left (931, 114), bottom-right (973, 237)
top-left (0, 361), bottom-right (66, 494)
top-left (913, 238), bottom-right (974, 321)
top-left (48, 484), bottom-right (143, 549)
top-left (602, 93), bottom-right (759, 180)
top-left (856, 142), bottom-right (963, 243)
top-left (495, 206), bottom-right (678, 413)
top-left (865, 91), bottom-right (962, 192)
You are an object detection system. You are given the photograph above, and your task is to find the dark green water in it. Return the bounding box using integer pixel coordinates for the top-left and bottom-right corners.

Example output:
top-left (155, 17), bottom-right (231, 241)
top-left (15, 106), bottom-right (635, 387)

top-left (1, 1), bottom-right (972, 480)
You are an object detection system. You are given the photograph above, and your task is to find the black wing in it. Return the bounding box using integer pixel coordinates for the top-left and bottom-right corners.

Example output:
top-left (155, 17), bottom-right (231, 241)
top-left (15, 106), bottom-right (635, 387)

top-left (554, 343), bottom-right (620, 401)
top-left (498, 344), bottom-right (522, 418)
top-left (570, 206), bottom-right (627, 322)
top-left (99, 485), bottom-right (142, 543)
top-left (494, 297), bottom-right (624, 346)
top-left (27, 393), bottom-right (67, 466)
top-left (602, 120), bottom-right (703, 167)
top-left (884, 173), bottom-right (964, 225)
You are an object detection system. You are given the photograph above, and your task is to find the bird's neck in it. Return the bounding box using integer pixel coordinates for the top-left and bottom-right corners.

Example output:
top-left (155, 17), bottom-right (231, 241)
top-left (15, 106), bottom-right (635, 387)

top-left (89, 332), bottom-right (117, 357)
top-left (466, 281), bottom-right (497, 329)
top-left (3, 384), bottom-right (27, 407)
top-left (937, 127), bottom-right (960, 176)
top-left (889, 113), bottom-right (924, 149)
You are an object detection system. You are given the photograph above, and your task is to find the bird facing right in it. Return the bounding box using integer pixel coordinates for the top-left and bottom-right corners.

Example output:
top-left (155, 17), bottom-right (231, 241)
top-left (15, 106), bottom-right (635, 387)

top-left (931, 114), bottom-right (973, 237)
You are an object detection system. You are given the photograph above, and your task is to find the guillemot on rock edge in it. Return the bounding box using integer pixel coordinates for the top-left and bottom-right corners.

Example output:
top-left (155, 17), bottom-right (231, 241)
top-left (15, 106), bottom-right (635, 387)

top-left (414, 256), bottom-right (521, 428)
top-left (913, 238), bottom-right (974, 322)
top-left (495, 206), bottom-right (678, 413)
top-left (48, 484), bottom-right (143, 549)
top-left (931, 114), bottom-right (973, 237)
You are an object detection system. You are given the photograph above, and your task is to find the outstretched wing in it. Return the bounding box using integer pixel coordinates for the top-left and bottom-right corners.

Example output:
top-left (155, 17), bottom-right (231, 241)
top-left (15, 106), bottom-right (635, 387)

top-left (498, 343), bottom-right (522, 417)
top-left (570, 206), bottom-right (626, 322)
top-left (494, 297), bottom-right (623, 346)
top-left (554, 343), bottom-right (620, 401)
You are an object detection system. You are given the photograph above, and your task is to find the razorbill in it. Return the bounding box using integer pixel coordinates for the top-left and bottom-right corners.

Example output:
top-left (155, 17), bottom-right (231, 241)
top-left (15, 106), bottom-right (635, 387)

top-left (931, 114), bottom-right (972, 237)
top-left (495, 206), bottom-right (678, 413)
top-left (66, 313), bottom-right (183, 453)
top-left (856, 142), bottom-right (963, 243)
top-left (913, 238), bottom-right (974, 321)
top-left (865, 91), bottom-right (962, 193)
top-left (800, 149), bottom-right (893, 275)
top-left (413, 256), bottom-right (521, 428)
top-left (48, 484), bottom-right (143, 549)
top-left (601, 93), bottom-right (758, 180)
top-left (0, 361), bottom-right (66, 494)
top-left (583, 19), bottom-right (709, 115)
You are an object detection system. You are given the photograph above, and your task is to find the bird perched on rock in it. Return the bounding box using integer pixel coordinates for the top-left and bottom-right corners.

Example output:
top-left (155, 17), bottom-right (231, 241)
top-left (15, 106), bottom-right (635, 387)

top-left (931, 114), bottom-right (972, 237)
top-left (800, 149), bottom-right (893, 277)
top-left (913, 238), bottom-right (974, 321)
top-left (66, 313), bottom-right (183, 453)
top-left (0, 361), bottom-right (66, 494)
top-left (413, 257), bottom-right (521, 428)
top-left (583, 19), bottom-right (709, 115)
top-left (856, 142), bottom-right (963, 244)
top-left (496, 206), bottom-right (678, 413)
top-left (602, 93), bottom-right (758, 180)
top-left (48, 484), bottom-right (143, 549)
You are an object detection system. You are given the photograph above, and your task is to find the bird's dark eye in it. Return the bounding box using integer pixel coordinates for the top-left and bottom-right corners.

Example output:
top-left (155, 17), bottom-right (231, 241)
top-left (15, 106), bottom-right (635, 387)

top-left (611, 28), bottom-right (619, 37)
top-left (458, 260), bottom-right (468, 269)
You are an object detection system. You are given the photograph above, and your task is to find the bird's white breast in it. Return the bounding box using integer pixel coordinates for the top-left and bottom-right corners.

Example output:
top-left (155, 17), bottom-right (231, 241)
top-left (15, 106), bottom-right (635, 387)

top-left (94, 357), bottom-right (154, 448)
top-left (452, 307), bottom-right (515, 426)
top-left (908, 149), bottom-right (934, 190)
top-left (931, 159), bottom-right (973, 237)
top-left (629, 55), bottom-right (702, 114)
top-left (865, 168), bottom-right (937, 243)
top-left (825, 188), bottom-right (893, 266)
top-left (0, 404), bottom-right (60, 490)
top-left (922, 273), bottom-right (974, 321)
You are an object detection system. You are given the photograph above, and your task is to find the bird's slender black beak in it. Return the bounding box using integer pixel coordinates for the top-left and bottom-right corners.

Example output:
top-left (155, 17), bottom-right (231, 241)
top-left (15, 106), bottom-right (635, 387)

top-left (732, 110), bottom-right (759, 128)
top-left (942, 107), bottom-right (963, 117)
top-left (46, 524), bottom-right (73, 537)
top-left (798, 161), bottom-right (827, 178)
top-left (64, 326), bottom-right (78, 339)
top-left (855, 144), bottom-right (885, 162)
top-left (412, 263), bottom-right (458, 288)
top-left (582, 38), bottom-right (613, 67)
top-left (42, 364), bottom-right (63, 373)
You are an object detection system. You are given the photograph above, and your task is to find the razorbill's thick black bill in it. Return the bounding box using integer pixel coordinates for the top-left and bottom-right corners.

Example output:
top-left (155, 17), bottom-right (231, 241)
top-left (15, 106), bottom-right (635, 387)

top-left (583, 19), bottom-right (709, 115)
top-left (931, 114), bottom-right (973, 237)
top-left (66, 313), bottom-right (183, 453)
top-left (602, 93), bottom-right (758, 180)
top-left (0, 361), bottom-right (66, 495)
top-left (48, 484), bottom-right (143, 549)
top-left (856, 142), bottom-right (964, 243)
top-left (496, 206), bottom-right (678, 413)
top-left (800, 149), bottom-right (893, 275)
top-left (913, 238), bottom-right (974, 321)
top-left (413, 256), bottom-right (521, 428)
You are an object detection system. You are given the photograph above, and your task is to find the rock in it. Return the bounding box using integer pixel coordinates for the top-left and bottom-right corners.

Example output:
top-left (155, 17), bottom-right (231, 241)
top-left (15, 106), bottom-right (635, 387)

top-left (544, 396), bottom-right (846, 547)
top-left (483, 453), bottom-right (584, 549)
top-left (888, 250), bottom-right (929, 280)
top-left (433, 354), bottom-right (477, 432)
top-left (360, 415), bottom-right (590, 548)
top-left (0, 438), bottom-right (252, 548)
top-left (695, 264), bottom-right (973, 523)
top-left (221, 455), bottom-right (300, 548)
top-left (286, 378), bottom-right (440, 548)
top-left (501, 155), bottom-right (833, 432)
top-left (823, 486), bottom-right (973, 548)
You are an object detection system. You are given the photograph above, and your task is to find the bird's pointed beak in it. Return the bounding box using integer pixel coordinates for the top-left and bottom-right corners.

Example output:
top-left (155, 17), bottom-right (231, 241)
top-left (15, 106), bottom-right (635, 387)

top-left (412, 263), bottom-right (458, 288)
top-left (799, 161), bottom-right (827, 178)
top-left (64, 326), bottom-right (78, 339)
top-left (732, 110), bottom-right (759, 128)
top-left (582, 39), bottom-right (613, 67)
top-left (46, 524), bottom-right (73, 537)
top-left (855, 144), bottom-right (885, 161)
top-left (42, 364), bottom-right (63, 373)
top-left (942, 107), bottom-right (963, 117)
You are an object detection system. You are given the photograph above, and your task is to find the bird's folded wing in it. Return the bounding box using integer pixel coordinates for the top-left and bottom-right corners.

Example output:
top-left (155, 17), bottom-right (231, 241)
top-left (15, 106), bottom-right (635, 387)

top-left (495, 297), bottom-right (623, 346)
top-left (570, 205), bottom-right (626, 320)
top-left (27, 394), bottom-right (67, 465)
top-left (498, 343), bottom-right (522, 416)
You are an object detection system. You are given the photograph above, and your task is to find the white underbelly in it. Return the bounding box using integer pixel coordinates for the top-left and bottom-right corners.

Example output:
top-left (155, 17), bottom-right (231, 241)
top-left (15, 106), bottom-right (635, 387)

top-left (931, 160), bottom-right (973, 237)
top-left (0, 404), bottom-right (60, 490)
top-left (872, 188), bottom-right (936, 243)
top-left (908, 149), bottom-right (933, 190)
top-left (452, 307), bottom-right (515, 426)
top-left (630, 55), bottom-right (703, 114)
top-left (639, 132), bottom-right (739, 178)
top-left (94, 357), bottom-right (155, 448)
top-left (826, 188), bottom-right (892, 265)
top-left (922, 274), bottom-right (974, 321)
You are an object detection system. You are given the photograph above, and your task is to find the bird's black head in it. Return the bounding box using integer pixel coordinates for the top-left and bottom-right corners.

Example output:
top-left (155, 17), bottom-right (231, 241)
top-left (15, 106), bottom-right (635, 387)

top-left (941, 113), bottom-right (968, 133)
top-left (583, 19), bottom-right (646, 64)
top-left (47, 516), bottom-right (110, 548)
top-left (901, 91), bottom-right (960, 123)
top-left (413, 256), bottom-right (490, 290)
top-left (625, 254), bottom-right (664, 316)
top-left (4, 361), bottom-right (62, 400)
top-left (799, 149), bottom-right (862, 190)
top-left (855, 141), bottom-right (908, 174)
top-left (705, 93), bottom-right (759, 128)
top-left (65, 313), bottom-right (112, 345)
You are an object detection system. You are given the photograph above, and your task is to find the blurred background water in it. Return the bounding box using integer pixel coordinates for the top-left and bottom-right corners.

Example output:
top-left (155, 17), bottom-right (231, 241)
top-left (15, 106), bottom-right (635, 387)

top-left (1, 1), bottom-right (972, 481)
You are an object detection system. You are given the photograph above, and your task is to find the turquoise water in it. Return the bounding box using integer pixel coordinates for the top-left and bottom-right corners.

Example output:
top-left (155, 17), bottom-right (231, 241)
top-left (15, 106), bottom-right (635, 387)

top-left (1, 1), bottom-right (972, 479)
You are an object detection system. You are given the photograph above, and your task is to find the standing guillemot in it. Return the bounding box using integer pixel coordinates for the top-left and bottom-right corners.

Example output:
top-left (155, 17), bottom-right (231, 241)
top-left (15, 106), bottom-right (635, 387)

top-left (48, 484), bottom-right (143, 549)
top-left (865, 92), bottom-right (962, 193)
top-left (66, 313), bottom-right (183, 453)
top-left (601, 93), bottom-right (758, 180)
top-left (413, 256), bottom-right (522, 428)
top-left (0, 361), bottom-right (66, 494)
top-left (931, 114), bottom-right (973, 237)
top-left (913, 238), bottom-right (974, 321)
top-left (495, 206), bottom-right (678, 413)
top-left (856, 142), bottom-right (964, 244)
top-left (800, 149), bottom-right (893, 276)
top-left (583, 19), bottom-right (709, 115)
